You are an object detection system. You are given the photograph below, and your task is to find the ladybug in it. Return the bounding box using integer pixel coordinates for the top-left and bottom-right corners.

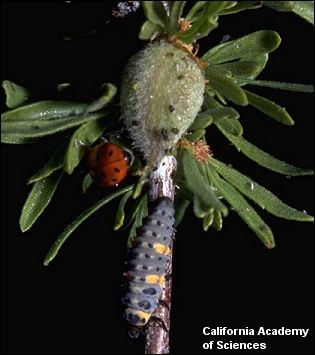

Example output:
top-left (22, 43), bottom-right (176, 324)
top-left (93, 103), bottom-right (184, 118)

top-left (86, 142), bottom-right (129, 187)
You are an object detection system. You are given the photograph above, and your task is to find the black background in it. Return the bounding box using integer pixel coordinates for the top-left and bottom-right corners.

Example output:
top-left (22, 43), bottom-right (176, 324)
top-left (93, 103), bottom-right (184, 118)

top-left (1, 1), bottom-right (314, 354)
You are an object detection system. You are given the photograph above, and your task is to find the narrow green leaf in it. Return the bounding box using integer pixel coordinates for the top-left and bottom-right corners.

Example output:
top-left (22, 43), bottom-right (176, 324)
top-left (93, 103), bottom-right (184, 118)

top-left (114, 189), bottom-right (134, 231)
top-left (210, 158), bottom-right (314, 222)
top-left (2, 80), bottom-right (30, 109)
top-left (263, 1), bottom-right (295, 12)
top-left (181, 149), bottom-right (228, 215)
top-left (128, 194), bottom-right (148, 248)
top-left (142, 1), bottom-right (169, 29)
top-left (27, 140), bottom-right (68, 184)
top-left (170, 1), bottom-right (187, 30)
top-left (206, 67), bottom-right (248, 106)
top-left (189, 112), bottom-right (213, 131)
top-left (264, 1), bottom-right (314, 24)
top-left (205, 105), bottom-right (240, 121)
top-left (203, 30), bottom-right (281, 64)
top-left (132, 166), bottom-right (150, 199)
top-left (221, 1), bottom-right (262, 14)
top-left (82, 173), bottom-right (93, 194)
top-left (1, 100), bottom-right (88, 122)
top-left (214, 117), bottom-right (243, 136)
top-left (186, 1), bottom-right (206, 21)
top-left (177, 1), bottom-right (228, 43)
top-left (85, 83), bottom-right (117, 113)
top-left (1, 111), bottom-right (108, 143)
top-left (20, 170), bottom-right (63, 232)
top-left (43, 185), bottom-right (134, 266)
top-left (139, 20), bottom-right (162, 40)
top-left (193, 195), bottom-right (211, 218)
top-left (217, 126), bottom-right (314, 176)
top-left (207, 167), bottom-right (275, 248)
top-left (63, 117), bottom-right (108, 174)
top-left (212, 210), bottom-right (223, 231)
top-left (214, 61), bottom-right (261, 78)
top-left (203, 209), bottom-right (214, 231)
top-left (185, 129), bottom-right (205, 142)
top-left (235, 79), bottom-right (314, 93)
top-left (292, 1), bottom-right (314, 24)
top-left (244, 89), bottom-right (294, 125)
top-left (174, 195), bottom-right (190, 227)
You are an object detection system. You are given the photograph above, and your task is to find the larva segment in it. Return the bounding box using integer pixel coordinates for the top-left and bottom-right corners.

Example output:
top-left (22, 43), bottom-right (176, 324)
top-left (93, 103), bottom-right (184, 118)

top-left (120, 40), bottom-right (205, 166)
top-left (123, 198), bottom-right (175, 327)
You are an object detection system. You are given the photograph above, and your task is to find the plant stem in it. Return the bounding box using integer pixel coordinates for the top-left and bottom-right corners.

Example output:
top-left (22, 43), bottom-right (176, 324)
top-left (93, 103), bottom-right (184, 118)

top-left (145, 155), bottom-right (177, 354)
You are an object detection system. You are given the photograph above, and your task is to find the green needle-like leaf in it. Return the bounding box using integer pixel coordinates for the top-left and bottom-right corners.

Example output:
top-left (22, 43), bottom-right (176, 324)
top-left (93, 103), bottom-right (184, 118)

top-left (203, 209), bottom-right (214, 231)
top-left (210, 158), bottom-right (314, 221)
top-left (206, 67), bottom-right (248, 106)
top-left (63, 117), bottom-right (109, 174)
top-left (189, 112), bottom-right (213, 131)
top-left (27, 140), bottom-right (68, 184)
top-left (264, 1), bottom-right (314, 24)
top-left (235, 79), bottom-right (314, 93)
top-left (244, 89), bottom-right (294, 125)
top-left (169, 1), bottom-right (186, 31)
top-left (20, 170), bottom-right (63, 232)
top-left (217, 126), bottom-right (314, 176)
top-left (114, 189), bottom-right (134, 231)
top-left (203, 30), bottom-right (281, 64)
top-left (1, 100), bottom-right (87, 122)
top-left (139, 20), bottom-right (163, 40)
top-left (214, 61), bottom-right (262, 79)
top-left (181, 149), bottom-right (228, 215)
top-left (128, 194), bottom-right (148, 248)
top-left (142, 1), bottom-right (169, 29)
top-left (85, 83), bottom-right (117, 113)
top-left (1, 111), bottom-right (108, 143)
top-left (212, 209), bottom-right (223, 231)
top-left (207, 167), bottom-right (275, 248)
top-left (82, 173), bottom-right (93, 194)
top-left (43, 185), bottom-right (134, 266)
top-left (2, 80), bottom-right (30, 109)
top-left (185, 129), bottom-right (205, 142)
top-left (214, 117), bottom-right (243, 136)
top-left (193, 195), bottom-right (212, 218)
top-left (174, 195), bottom-right (190, 227)
top-left (292, 1), bottom-right (314, 24)
top-left (221, 1), bottom-right (262, 14)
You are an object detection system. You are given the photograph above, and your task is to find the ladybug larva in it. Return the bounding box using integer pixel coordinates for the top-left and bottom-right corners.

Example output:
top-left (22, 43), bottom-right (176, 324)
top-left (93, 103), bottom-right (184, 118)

top-left (122, 198), bottom-right (175, 327)
top-left (120, 39), bottom-right (205, 166)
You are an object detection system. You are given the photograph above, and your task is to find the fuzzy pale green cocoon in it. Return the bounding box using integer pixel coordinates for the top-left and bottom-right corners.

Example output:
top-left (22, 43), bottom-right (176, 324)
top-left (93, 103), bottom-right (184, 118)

top-left (120, 40), bottom-right (205, 166)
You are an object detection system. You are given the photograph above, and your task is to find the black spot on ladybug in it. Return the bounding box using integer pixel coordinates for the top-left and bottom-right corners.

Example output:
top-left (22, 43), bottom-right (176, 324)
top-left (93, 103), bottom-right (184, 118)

top-left (108, 150), bottom-right (114, 157)
top-left (114, 167), bottom-right (120, 173)
top-left (160, 128), bottom-right (169, 141)
top-left (172, 127), bottom-right (179, 134)
top-left (168, 105), bottom-right (175, 113)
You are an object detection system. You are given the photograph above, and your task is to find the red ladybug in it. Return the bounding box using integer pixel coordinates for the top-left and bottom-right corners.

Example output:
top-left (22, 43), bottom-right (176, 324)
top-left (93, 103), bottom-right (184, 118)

top-left (86, 142), bottom-right (129, 187)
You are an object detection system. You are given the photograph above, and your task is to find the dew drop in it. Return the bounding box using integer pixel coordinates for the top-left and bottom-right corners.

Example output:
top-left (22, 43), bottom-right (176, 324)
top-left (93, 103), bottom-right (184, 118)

top-left (302, 210), bottom-right (308, 214)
